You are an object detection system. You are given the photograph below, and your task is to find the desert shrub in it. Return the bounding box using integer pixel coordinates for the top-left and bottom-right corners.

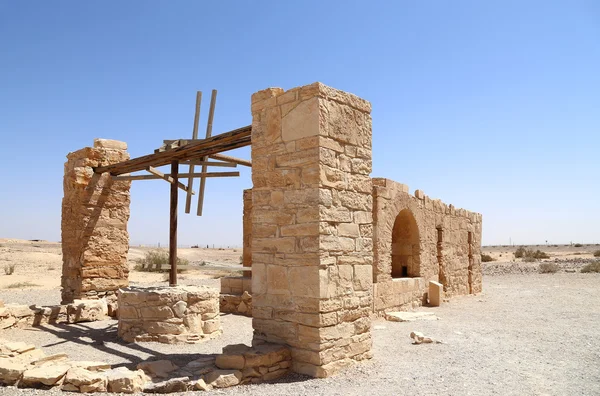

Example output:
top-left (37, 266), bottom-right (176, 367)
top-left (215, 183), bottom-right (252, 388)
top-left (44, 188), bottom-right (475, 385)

top-left (593, 250), bottom-right (600, 257)
top-left (531, 250), bottom-right (550, 259)
top-left (539, 263), bottom-right (559, 273)
top-left (191, 245), bottom-right (199, 249)
top-left (134, 250), bottom-right (188, 273)
top-left (574, 243), bottom-right (583, 247)
top-left (517, 248), bottom-right (549, 261)
top-left (4, 264), bottom-right (15, 275)
top-left (581, 261), bottom-right (600, 273)
top-left (481, 254), bottom-right (494, 262)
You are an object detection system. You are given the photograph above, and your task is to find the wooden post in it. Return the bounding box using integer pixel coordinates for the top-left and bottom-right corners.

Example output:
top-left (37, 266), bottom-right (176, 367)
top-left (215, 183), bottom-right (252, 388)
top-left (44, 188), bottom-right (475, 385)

top-left (197, 89), bottom-right (217, 216)
top-left (169, 160), bottom-right (179, 286)
top-left (185, 91), bottom-right (202, 214)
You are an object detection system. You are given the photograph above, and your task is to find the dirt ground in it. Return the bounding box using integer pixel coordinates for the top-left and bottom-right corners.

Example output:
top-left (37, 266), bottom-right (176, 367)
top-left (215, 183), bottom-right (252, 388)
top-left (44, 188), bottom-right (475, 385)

top-left (0, 240), bottom-right (598, 395)
top-left (0, 239), bottom-right (243, 290)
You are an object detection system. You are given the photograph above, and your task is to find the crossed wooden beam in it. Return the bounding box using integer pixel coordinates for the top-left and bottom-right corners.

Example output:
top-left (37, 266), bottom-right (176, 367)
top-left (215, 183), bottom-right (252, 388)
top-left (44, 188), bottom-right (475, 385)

top-left (94, 90), bottom-right (252, 217)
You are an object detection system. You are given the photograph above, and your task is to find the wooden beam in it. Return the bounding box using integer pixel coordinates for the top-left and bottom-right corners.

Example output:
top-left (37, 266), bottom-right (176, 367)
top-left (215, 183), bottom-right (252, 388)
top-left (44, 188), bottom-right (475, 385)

top-left (112, 171), bottom-right (240, 181)
top-left (179, 160), bottom-right (236, 167)
top-left (209, 153), bottom-right (252, 167)
top-left (185, 91), bottom-right (202, 214)
top-left (198, 89), bottom-right (217, 216)
top-left (146, 166), bottom-right (195, 194)
top-left (169, 161), bottom-right (178, 286)
top-left (94, 125), bottom-right (252, 175)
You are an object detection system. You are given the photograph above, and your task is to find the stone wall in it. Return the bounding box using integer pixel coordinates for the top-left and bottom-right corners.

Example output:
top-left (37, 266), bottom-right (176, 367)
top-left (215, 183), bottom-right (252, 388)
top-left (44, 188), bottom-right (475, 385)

top-left (372, 178), bottom-right (482, 313)
top-left (61, 139), bottom-right (131, 304)
top-left (250, 82), bottom-right (373, 377)
top-left (242, 189), bottom-right (252, 277)
top-left (220, 276), bottom-right (252, 316)
top-left (118, 286), bottom-right (221, 344)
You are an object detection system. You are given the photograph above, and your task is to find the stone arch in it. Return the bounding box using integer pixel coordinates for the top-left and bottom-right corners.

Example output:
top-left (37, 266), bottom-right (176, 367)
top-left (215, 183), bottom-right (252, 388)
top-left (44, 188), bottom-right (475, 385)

top-left (391, 209), bottom-right (421, 278)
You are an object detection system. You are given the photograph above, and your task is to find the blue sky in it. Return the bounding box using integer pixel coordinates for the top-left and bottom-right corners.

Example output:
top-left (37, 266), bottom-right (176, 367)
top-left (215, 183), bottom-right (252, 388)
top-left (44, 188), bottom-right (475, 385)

top-left (1, 1), bottom-right (598, 246)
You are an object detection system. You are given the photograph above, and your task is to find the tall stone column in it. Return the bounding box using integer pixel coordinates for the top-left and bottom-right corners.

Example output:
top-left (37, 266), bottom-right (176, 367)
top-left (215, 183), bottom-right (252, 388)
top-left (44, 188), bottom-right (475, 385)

top-left (242, 189), bottom-right (253, 277)
top-left (250, 83), bottom-right (373, 377)
top-left (61, 139), bottom-right (131, 304)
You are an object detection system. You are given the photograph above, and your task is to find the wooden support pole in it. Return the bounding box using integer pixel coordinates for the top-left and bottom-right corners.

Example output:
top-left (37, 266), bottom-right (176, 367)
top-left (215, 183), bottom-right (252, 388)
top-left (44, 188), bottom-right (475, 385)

top-left (209, 153), bottom-right (252, 167)
top-left (185, 91), bottom-right (202, 214)
top-left (169, 161), bottom-right (178, 286)
top-left (179, 160), bottom-right (236, 167)
top-left (197, 89), bottom-right (217, 216)
top-left (112, 171), bottom-right (239, 181)
top-left (146, 166), bottom-right (195, 194)
top-left (94, 125), bottom-right (251, 175)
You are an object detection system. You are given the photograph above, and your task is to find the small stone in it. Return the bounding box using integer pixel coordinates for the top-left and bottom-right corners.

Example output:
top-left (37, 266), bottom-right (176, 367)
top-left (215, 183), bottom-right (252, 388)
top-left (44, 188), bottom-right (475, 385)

top-left (385, 312), bottom-right (438, 322)
top-left (94, 138), bottom-right (127, 150)
top-left (144, 376), bottom-right (190, 393)
top-left (32, 353), bottom-right (69, 366)
top-left (21, 364), bottom-right (70, 386)
top-left (195, 378), bottom-right (212, 391)
top-left (215, 353), bottom-right (245, 370)
top-left (69, 361), bottom-right (112, 371)
top-left (172, 301), bottom-right (187, 318)
top-left (204, 369), bottom-right (242, 388)
top-left (106, 367), bottom-right (148, 393)
top-left (0, 360), bottom-right (27, 384)
top-left (137, 360), bottom-right (178, 378)
top-left (238, 301), bottom-right (248, 314)
top-left (64, 367), bottom-right (107, 392)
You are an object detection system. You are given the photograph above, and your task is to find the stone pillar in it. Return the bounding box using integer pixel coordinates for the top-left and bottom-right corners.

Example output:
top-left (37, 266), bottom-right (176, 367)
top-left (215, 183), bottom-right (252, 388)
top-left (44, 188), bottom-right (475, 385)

top-left (61, 139), bottom-right (131, 304)
top-left (250, 83), bottom-right (373, 377)
top-left (242, 189), bottom-right (253, 277)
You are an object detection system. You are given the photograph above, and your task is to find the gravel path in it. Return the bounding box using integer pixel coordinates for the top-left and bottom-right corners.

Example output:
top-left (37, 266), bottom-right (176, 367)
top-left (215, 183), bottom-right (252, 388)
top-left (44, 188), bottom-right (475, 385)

top-left (1, 273), bottom-right (599, 395)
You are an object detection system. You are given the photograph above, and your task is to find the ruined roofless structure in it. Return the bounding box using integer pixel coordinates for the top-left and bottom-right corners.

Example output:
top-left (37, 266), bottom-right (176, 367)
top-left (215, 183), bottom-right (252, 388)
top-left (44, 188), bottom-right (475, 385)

top-left (61, 82), bottom-right (482, 377)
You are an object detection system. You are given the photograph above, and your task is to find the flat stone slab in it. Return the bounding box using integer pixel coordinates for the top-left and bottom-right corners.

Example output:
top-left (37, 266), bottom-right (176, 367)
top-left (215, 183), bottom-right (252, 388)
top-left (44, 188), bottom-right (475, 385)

top-left (385, 311), bottom-right (439, 322)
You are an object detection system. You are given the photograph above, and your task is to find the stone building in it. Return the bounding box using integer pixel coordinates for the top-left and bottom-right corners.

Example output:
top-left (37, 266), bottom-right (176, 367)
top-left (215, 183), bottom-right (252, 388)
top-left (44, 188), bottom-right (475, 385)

top-left (61, 81), bottom-right (482, 379)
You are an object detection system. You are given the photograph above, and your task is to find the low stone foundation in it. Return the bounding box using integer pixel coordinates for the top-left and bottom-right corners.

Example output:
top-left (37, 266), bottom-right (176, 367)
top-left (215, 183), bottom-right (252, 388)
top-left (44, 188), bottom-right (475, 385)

top-left (0, 338), bottom-right (291, 393)
top-left (220, 276), bottom-right (252, 316)
top-left (373, 277), bottom-right (427, 314)
top-left (118, 285), bottom-right (221, 344)
top-left (0, 299), bottom-right (111, 329)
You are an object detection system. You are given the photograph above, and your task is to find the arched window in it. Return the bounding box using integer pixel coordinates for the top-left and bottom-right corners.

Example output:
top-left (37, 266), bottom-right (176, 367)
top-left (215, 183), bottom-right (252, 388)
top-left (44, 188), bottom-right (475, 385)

top-left (391, 209), bottom-right (421, 278)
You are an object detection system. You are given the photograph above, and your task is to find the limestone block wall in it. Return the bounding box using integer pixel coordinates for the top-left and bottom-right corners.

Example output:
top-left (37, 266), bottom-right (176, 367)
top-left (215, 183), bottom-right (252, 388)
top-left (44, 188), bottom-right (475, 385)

top-left (118, 285), bottom-right (221, 344)
top-left (372, 178), bottom-right (482, 311)
top-left (250, 82), bottom-right (373, 378)
top-left (220, 276), bottom-right (252, 316)
top-left (61, 139), bottom-right (131, 304)
top-left (242, 189), bottom-right (253, 277)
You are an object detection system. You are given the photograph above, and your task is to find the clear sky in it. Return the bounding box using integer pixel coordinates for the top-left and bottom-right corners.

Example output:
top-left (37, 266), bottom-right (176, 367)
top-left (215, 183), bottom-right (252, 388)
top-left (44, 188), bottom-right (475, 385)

top-left (1, 1), bottom-right (599, 247)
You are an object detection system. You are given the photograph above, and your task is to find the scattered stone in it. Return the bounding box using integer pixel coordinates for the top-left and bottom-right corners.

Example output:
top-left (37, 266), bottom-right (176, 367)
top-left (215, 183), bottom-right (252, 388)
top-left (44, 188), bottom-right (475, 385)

top-left (204, 369), bottom-right (242, 388)
top-left (410, 331), bottom-right (441, 344)
top-left (0, 360), bottom-right (27, 384)
top-left (106, 367), bottom-right (148, 393)
top-left (69, 361), bottom-right (112, 371)
top-left (386, 311), bottom-right (438, 322)
top-left (195, 378), bottom-right (212, 391)
top-left (137, 360), bottom-right (178, 378)
top-left (63, 367), bottom-right (107, 392)
top-left (144, 376), bottom-right (190, 393)
top-left (67, 299), bottom-right (108, 323)
top-left (32, 353), bottom-right (69, 366)
top-left (21, 364), bottom-right (70, 386)
top-left (172, 301), bottom-right (187, 318)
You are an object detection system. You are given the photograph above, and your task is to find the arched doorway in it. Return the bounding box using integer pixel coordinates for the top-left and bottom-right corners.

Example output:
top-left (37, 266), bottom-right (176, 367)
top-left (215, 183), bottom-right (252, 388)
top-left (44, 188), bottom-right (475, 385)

top-left (391, 209), bottom-right (420, 278)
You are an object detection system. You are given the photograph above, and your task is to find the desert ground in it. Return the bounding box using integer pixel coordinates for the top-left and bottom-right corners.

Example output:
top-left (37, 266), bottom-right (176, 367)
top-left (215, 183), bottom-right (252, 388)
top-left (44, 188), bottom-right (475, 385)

top-left (0, 239), bottom-right (598, 395)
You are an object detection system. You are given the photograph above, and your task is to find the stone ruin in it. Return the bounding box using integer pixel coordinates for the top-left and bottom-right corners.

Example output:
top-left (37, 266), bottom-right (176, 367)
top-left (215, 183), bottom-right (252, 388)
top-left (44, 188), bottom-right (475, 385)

top-left (0, 81), bottom-right (483, 392)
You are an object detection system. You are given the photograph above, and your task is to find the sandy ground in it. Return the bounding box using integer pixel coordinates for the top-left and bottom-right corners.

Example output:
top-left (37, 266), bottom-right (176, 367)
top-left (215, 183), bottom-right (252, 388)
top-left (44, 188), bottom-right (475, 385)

top-left (0, 273), bottom-right (598, 395)
top-left (0, 239), bottom-right (243, 291)
top-left (0, 239), bottom-right (599, 394)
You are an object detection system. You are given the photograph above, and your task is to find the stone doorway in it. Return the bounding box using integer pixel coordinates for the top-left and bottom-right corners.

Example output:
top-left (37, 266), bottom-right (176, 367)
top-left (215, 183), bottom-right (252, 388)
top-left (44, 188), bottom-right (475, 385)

top-left (391, 209), bottom-right (421, 278)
